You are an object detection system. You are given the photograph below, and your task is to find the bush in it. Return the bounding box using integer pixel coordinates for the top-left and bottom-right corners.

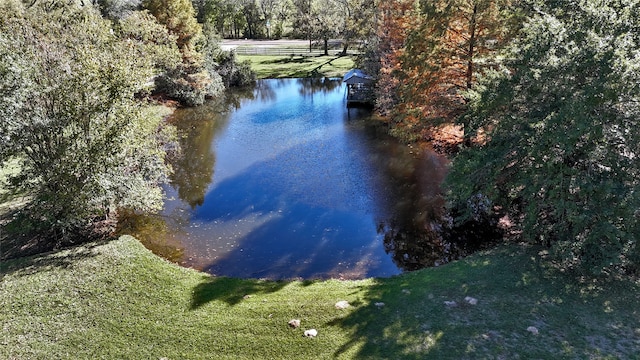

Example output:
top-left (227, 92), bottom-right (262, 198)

top-left (0, 4), bottom-right (174, 244)
top-left (216, 50), bottom-right (256, 88)
top-left (155, 65), bottom-right (223, 106)
top-left (445, 2), bottom-right (640, 275)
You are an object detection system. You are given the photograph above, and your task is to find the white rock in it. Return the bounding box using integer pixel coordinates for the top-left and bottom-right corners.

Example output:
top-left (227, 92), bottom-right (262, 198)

top-left (527, 326), bottom-right (539, 335)
top-left (374, 302), bottom-right (385, 308)
top-left (335, 300), bottom-right (350, 309)
top-left (464, 296), bottom-right (478, 305)
top-left (288, 319), bottom-right (301, 329)
top-left (304, 329), bottom-right (318, 338)
top-left (444, 301), bottom-right (458, 307)
top-left (402, 289), bottom-right (411, 295)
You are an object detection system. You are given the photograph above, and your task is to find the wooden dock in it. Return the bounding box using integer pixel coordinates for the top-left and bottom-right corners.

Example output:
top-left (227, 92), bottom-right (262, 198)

top-left (343, 69), bottom-right (374, 106)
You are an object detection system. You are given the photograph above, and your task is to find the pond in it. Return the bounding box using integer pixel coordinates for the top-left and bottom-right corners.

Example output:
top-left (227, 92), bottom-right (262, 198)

top-left (125, 78), bottom-right (451, 280)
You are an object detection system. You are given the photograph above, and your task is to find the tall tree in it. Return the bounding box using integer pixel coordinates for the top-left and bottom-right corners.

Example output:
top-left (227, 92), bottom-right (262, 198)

top-left (144, 0), bottom-right (202, 52)
top-left (145, 0), bottom-right (227, 105)
top-left (390, 0), bottom-right (515, 142)
top-left (240, 0), bottom-right (264, 39)
top-left (446, 0), bottom-right (640, 274)
top-left (375, 0), bottom-right (419, 116)
top-left (203, 0), bottom-right (246, 38)
top-left (0, 4), bottom-right (175, 243)
top-left (338, 0), bottom-right (376, 55)
top-left (292, 0), bottom-right (343, 54)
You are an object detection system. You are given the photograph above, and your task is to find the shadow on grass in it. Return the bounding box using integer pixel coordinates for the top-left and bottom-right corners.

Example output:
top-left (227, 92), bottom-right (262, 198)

top-left (329, 245), bottom-right (640, 358)
top-left (263, 56), bottom-right (313, 65)
top-left (0, 239), bottom-right (102, 281)
top-left (190, 276), bottom-right (289, 309)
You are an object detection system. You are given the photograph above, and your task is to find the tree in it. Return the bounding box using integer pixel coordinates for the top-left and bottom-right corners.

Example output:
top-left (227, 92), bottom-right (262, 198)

top-left (374, 0), bottom-right (419, 116)
top-left (144, 0), bottom-right (226, 105)
top-left (116, 10), bottom-right (182, 70)
top-left (144, 0), bottom-right (202, 52)
top-left (337, 0), bottom-right (376, 55)
top-left (240, 0), bottom-right (264, 39)
top-left (258, 0), bottom-right (291, 38)
top-left (94, 0), bottom-right (142, 19)
top-left (203, 0), bottom-right (253, 38)
top-left (0, 4), bottom-right (175, 243)
top-left (291, 0), bottom-right (343, 55)
top-left (389, 0), bottom-right (515, 142)
top-left (446, 0), bottom-right (640, 274)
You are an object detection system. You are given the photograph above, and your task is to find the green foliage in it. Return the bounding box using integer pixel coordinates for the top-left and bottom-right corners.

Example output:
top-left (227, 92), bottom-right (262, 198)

top-left (95, 0), bottom-right (142, 19)
top-left (216, 50), bottom-right (256, 87)
top-left (144, 0), bottom-right (202, 51)
top-left (0, 4), bottom-right (174, 243)
top-left (155, 65), bottom-right (223, 106)
top-left (292, 0), bottom-right (344, 54)
top-left (116, 10), bottom-right (182, 71)
top-left (446, 0), bottom-right (640, 274)
top-left (141, 0), bottom-right (258, 105)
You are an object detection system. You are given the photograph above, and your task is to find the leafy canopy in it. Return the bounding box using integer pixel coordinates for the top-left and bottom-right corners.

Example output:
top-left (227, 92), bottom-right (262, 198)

top-left (446, 0), bottom-right (640, 274)
top-left (0, 3), bottom-right (175, 243)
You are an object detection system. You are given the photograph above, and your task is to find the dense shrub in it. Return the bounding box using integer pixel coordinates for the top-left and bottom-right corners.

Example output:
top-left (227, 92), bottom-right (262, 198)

top-left (446, 0), bottom-right (640, 275)
top-left (0, 4), bottom-right (175, 243)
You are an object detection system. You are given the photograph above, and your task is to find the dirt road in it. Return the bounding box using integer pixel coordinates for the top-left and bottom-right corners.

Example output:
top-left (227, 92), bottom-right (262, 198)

top-left (221, 39), bottom-right (311, 50)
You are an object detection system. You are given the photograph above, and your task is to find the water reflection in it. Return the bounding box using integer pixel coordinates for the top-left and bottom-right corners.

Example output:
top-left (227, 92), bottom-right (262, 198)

top-left (297, 77), bottom-right (343, 98)
top-left (124, 79), bottom-right (455, 279)
top-left (168, 100), bottom-right (230, 208)
top-left (375, 150), bottom-right (451, 271)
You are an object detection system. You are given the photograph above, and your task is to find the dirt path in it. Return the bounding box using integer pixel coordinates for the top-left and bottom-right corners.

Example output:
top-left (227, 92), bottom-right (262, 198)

top-left (221, 39), bottom-right (344, 51)
top-left (221, 39), bottom-right (311, 50)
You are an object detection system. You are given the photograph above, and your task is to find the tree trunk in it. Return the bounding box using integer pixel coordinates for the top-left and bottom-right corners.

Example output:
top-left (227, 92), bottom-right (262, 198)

top-left (324, 38), bottom-right (329, 56)
top-left (466, 4), bottom-right (478, 90)
top-left (463, 4), bottom-right (478, 146)
top-left (341, 42), bottom-right (348, 56)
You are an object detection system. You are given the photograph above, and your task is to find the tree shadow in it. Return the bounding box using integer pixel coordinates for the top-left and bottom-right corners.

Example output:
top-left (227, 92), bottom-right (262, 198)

top-left (264, 56), bottom-right (313, 65)
top-left (329, 245), bottom-right (640, 358)
top-left (190, 276), bottom-right (288, 309)
top-left (0, 239), bottom-right (102, 281)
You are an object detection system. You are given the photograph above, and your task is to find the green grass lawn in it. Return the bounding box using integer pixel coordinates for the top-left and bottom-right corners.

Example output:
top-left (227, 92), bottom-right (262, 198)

top-left (2, 236), bottom-right (639, 359)
top-left (238, 55), bottom-right (355, 79)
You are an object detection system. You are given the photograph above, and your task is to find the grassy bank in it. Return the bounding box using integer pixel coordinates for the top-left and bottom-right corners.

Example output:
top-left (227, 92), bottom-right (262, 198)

top-left (238, 55), bottom-right (355, 79)
top-left (2, 236), bottom-right (639, 359)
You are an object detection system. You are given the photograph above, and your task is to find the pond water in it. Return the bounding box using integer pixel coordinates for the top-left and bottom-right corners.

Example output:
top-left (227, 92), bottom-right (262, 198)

top-left (125, 78), bottom-right (451, 279)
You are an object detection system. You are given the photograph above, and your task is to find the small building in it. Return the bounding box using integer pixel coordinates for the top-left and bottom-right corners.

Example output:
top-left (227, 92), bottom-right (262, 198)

top-left (343, 69), bottom-right (374, 106)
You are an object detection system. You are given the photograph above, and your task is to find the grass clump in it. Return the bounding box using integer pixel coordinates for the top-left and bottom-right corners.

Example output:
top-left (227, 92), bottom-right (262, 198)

top-left (2, 236), bottom-right (640, 359)
top-left (237, 55), bottom-right (355, 79)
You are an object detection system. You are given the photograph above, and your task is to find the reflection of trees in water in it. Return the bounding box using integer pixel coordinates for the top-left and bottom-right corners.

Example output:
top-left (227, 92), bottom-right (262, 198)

top-left (375, 148), bottom-right (472, 271)
top-left (116, 211), bottom-right (185, 263)
top-left (379, 193), bottom-right (503, 272)
top-left (297, 77), bottom-right (342, 97)
top-left (379, 219), bottom-right (448, 271)
top-left (168, 99), bottom-right (231, 208)
top-left (226, 87), bottom-right (255, 110)
top-left (252, 79), bottom-right (280, 103)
